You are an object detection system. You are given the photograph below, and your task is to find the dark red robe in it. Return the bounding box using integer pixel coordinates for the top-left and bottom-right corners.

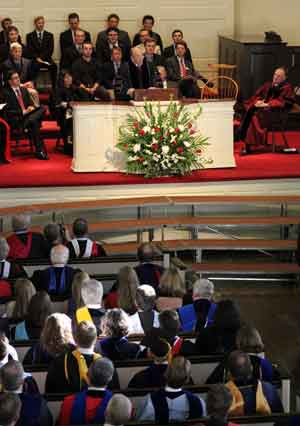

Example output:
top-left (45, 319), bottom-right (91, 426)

top-left (0, 117), bottom-right (11, 162)
top-left (240, 81), bottom-right (294, 147)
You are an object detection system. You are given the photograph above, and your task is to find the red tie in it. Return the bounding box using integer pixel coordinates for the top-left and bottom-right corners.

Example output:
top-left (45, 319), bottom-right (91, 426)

top-left (16, 88), bottom-right (25, 112)
top-left (180, 58), bottom-right (187, 78)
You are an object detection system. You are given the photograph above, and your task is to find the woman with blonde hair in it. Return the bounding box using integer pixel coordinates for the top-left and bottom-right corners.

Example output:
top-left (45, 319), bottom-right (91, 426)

top-left (5, 278), bottom-right (36, 320)
top-left (67, 271), bottom-right (90, 316)
top-left (24, 313), bottom-right (75, 364)
top-left (105, 266), bottom-right (139, 315)
top-left (156, 267), bottom-right (185, 311)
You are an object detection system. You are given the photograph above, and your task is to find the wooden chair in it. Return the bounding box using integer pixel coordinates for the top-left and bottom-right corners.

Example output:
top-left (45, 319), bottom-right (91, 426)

top-left (208, 63), bottom-right (237, 80)
top-left (201, 76), bottom-right (239, 101)
top-left (258, 107), bottom-right (290, 153)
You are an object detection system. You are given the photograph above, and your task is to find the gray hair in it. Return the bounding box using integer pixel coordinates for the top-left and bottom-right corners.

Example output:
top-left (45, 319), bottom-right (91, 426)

top-left (50, 244), bottom-right (69, 265)
top-left (193, 279), bottom-right (214, 299)
top-left (0, 238), bottom-right (9, 260)
top-left (10, 42), bottom-right (22, 52)
top-left (11, 215), bottom-right (31, 232)
top-left (136, 284), bottom-right (156, 311)
top-left (0, 361), bottom-right (24, 391)
top-left (88, 357), bottom-right (114, 387)
top-left (105, 394), bottom-right (132, 425)
top-left (81, 279), bottom-right (103, 306)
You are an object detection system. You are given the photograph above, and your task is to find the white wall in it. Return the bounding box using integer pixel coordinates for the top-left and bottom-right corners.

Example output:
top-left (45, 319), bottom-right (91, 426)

top-left (1, 0), bottom-right (234, 73)
top-left (235, 0), bottom-right (300, 45)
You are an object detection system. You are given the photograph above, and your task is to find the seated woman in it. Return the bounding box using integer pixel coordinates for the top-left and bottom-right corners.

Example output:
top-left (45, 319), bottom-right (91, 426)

top-left (104, 266), bottom-right (139, 314)
top-left (4, 278), bottom-right (36, 321)
top-left (12, 291), bottom-right (52, 340)
top-left (97, 308), bottom-right (142, 360)
top-left (23, 313), bottom-right (75, 364)
top-left (156, 267), bottom-right (185, 311)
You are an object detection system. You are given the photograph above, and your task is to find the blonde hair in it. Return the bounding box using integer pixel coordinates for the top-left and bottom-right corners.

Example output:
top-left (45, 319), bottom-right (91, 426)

top-left (40, 313), bottom-right (74, 356)
top-left (117, 266), bottom-right (139, 315)
top-left (159, 267), bottom-right (185, 298)
top-left (236, 325), bottom-right (264, 354)
top-left (12, 279), bottom-right (36, 319)
top-left (71, 271), bottom-right (90, 309)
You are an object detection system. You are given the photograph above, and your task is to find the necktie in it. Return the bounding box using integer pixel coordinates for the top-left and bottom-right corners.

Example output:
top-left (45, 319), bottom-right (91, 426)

top-left (38, 32), bottom-right (42, 44)
top-left (114, 63), bottom-right (120, 75)
top-left (180, 58), bottom-right (187, 78)
top-left (16, 88), bottom-right (25, 112)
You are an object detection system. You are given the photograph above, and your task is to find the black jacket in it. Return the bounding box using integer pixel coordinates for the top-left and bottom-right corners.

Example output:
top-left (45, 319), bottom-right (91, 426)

top-left (133, 30), bottom-right (163, 52)
top-left (2, 87), bottom-right (34, 128)
top-left (26, 30), bottom-right (54, 62)
top-left (96, 29), bottom-right (131, 51)
top-left (164, 44), bottom-right (193, 63)
top-left (96, 40), bottom-right (130, 64)
top-left (101, 61), bottom-right (132, 97)
top-left (61, 45), bottom-right (82, 71)
top-left (166, 55), bottom-right (195, 81)
top-left (59, 28), bottom-right (91, 59)
top-left (2, 57), bottom-right (37, 84)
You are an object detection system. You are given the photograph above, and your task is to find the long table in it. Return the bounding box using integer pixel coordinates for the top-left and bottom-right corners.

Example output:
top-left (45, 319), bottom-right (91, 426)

top-left (71, 100), bottom-right (236, 173)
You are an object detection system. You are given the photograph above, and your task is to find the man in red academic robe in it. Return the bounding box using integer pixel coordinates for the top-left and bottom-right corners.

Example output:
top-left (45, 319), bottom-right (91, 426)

top-left (238, 67), bottom-right (294, 154)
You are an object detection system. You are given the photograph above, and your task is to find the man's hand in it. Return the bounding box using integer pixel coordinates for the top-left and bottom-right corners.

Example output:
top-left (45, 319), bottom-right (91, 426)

top-left (255, 100), bottom-right (269, 108)
top-left (127, 88), bottom-right (135, 97)
top-left (36, 57), bottom-right (44, 63)
top-left (23, 106), bottom-right (35, 115)
top-left (22, 81), bottom-right (34, 89)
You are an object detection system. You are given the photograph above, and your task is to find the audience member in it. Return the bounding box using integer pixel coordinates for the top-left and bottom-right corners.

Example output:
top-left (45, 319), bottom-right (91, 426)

top-left (0, 392), bottom-right (21, 426)
top-left (6, 214), bottom-right (46, 260)
top-left (0, 17), bottom-right (21, 45)
top-left (156, 267), bottom-right (185, 311)
top-left (96, 28), bottom-right (130, 64)
top-left (72, 42), bottom-right (110, 101)
top-left (104, 394), bottom-right (132, 426)
top-left (45, 320), bottom-right (100, 393)
top-left (205, 384), bottom-right (234, 426)
top-left (225, 351), bottom-right (283, 415)
top-left (57, 357), bottom-right (114, 425)
top-left (135, 356), bottom-right (206, 421)
top-left (178, 278), bottom-right (216, 332)
top-left (96, 14), bottom-right (131, 53)
top-left (67, 271), bottom-right (90, 316)
top-left (133, 15), bottom-right (163, 52)
top-left (43, 223), bottom-right (63, 256)
top-left (135, 243), bottom-right (165, 288)
top-left (0, 26), bottom-right (28, 63)
top-left (0, 360), bottom-right (53, 426)
top-left (97, 309), bottom-right (142, 360)
top-left (0, 238), bottom-right (26, 280)
top-left (78, 278), bottom-right (105, 333)
top-left (2, 71), bottom-right (48, 160)
top-left (101, 46), bottom-right (134, 100)
top-left (142, 38), bottom-right (165, 87)
top-left (238, 67), bottom-right (294, 155)
top-left (128, 284), bottom-right (159, 334)
top-left (135, 30), bottom-right (161, 56)
top-left (26, 16), bottom-right (57, 88)
top-left (128, 336), bottom-right (170, 388)
top-left (31, 245), bottom-right (76, 298)
top-left (60, 13), bottom-right (91, 65)
top-left (0, 330), bottom-right (18, 366)
top-left (4, 278), bottom-right (36, 320)
top-left (67, 218), bottom-right (106, 259)
top-left (105, 266), bottom-right (139, 313)
top-left (12, 291), bottom-right (52, 340)
top-left (128, 47), bottom-right (150, 89)
top-left (61, 29), bottom-right (85, 71)
top-left (23, 312), bottom-right (74, 365)
top-left (164, 29), bottom-right (193, 62)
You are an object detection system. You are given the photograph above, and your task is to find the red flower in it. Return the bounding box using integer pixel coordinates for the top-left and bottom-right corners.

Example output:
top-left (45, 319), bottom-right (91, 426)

top-left (152, 143), bottom-right (159, 151)
top-left (177, 147), bottom-right (184, 153)
top-left (175, 127), bottom-right (180, 133)
top-left (173, 112), bottom-right (179, 118)
top-left (197, 149), bottom-right (202, 154)
top-left (123, 143), bottom-right (129, 149)
top-left (138, 157), bottom-right (145, 163)
top-left (154, 127), bottom-right (160, 133)
top-left (139, 129), bottom-right (145, 136)
top-left (159, 136), bottom-right (164, 141)
top-left (188, 122), bottom-right (193, 129)
top-left (166, 132), bottom-right (170, 137)
top-left (190, 129), bottom-right (196, 135)
top-left (133, 121), bottom-right (139, 129)
top-left (172, 140), bottom-right (177, 146)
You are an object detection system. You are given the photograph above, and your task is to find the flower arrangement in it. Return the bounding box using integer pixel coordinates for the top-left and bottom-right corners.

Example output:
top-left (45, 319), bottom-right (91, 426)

top-left (117, 101), bottom-right (210, 178)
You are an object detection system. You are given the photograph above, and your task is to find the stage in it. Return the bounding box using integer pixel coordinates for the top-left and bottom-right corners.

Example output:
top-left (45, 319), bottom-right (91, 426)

top-left (1, 133), bottom-right (300, 207)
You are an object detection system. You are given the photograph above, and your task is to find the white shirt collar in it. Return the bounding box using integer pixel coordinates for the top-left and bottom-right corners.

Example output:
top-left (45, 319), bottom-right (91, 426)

top-left (78, 346), bottom-right (94, 355)
top-left (52, 263), bottom-right (66, 268)
top-left (88, 386), bottom-right (107, 391)
top-left (165, 386), bottom-right (182, 392)
top-left (87, 304), bottom-right (101, 309)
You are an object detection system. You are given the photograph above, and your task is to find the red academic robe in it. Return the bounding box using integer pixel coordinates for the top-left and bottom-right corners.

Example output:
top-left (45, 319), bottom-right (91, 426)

top-left (241, 81), bottom-right (294, 147)
top-left (0, 117), bottom-right (11, 162)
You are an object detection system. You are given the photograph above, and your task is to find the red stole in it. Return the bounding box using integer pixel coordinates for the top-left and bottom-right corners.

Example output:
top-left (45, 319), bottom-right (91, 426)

top-left (7, 232), bottom-right (33, 259)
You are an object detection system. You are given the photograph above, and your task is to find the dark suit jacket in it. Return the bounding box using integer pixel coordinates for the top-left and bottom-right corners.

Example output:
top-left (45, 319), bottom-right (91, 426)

top-left (128, 58), bottom-right (151, 89)
top-left (133, 30), bottom-right (163, 52)
top-left (59, 28), bottom-right (91, 63)
top-left (101, 61), bottom-right (132, 98)
top-left (0, 31), bottom-right (22, 45)
top-left (3, 57), bottom-right (36, 84)
top-left (163, 44), bottom-right (192, 63)
top-left (2, 86), bottom-right (33, 128)
top-left (61, 45), bottom-right (82, 71)
top-left (0, 42), bottom-right (29, 63)
top-left (96, 40), bottom-right (130, 64)
top-left (26, 30), bottom-right (54, 62)
top-left (166, 56), bottom-right (195, 81)
top-left (96, 29), bottom-right (131, 50)
top-left (31, 265), bottom-right (77, 298)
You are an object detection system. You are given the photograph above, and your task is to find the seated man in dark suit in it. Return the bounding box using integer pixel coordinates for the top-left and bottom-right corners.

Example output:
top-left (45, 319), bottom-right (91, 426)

top-left (238, 66), bottom-right (294, 155)
top-left (72, 42), bottom-right (110, 101)
top-left (0, 25), bottom-right (28, 63)
top-left (0, 237), bottom-right (26, 280)
top-left (166, 41), bottom-right (207, 98)
top-left (135, 242), bottom-right (165, 288)
top-left (26, 16), bottom-right (57, 89)
top-left (31, 244), bottom-right (77, 298)
top-left (143, 38), bottom-right (165, 86)
top-left (61, 29), bottom-right (85, 72)
top-left (134, 29), bottom-right (161, 56)
top-left (67, 217), bottom-right (106, 258)
top-left (2, 71), bottom-right (48, 160)
top-left (164, 29), bottom-right (193, 63)
top-left (59, 12), bottom-right (91, 67)
top-left (6, 214), bottom-right (46, 260)
top-left (0, 17), bottom-right (21, 45)
top-left (96, 28), bottom-right (130, 64)
top-left (96, 13), bottom-right (131, 53)
top-left (225, 351), bottom-right (283, 416)
top-left (128, 47), bottom-right (159, 90)
top-left (3, 43), bottom-right (40, 107)
top-left (133, 15), bottom-right (163, 52)
top-left (101, 46), bottom-right (134, 100)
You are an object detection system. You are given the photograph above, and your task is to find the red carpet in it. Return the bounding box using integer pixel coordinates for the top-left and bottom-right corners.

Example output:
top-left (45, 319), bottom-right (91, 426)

top-left (1, 132), bottom-right (300, 188)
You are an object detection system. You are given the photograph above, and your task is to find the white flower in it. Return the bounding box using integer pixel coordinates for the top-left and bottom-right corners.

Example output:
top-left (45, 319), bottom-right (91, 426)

top-left (143, 161), bottom-right (148, 165)
top-left (128, 155), bottom-right (138, 161)
top-left (178, 124), bottom-right (185, 132)
top-left (145, 150), bottom-right (152, 155)
top-left (169, 127), bottom-right (175, 133)
top-left (151, 129), bottom-right (156, 135)
top-left (162, 145), bottom-right (170, 154)
top-left (183, 141), bottom-right (191, 148)
top-left (133, 144), bottom-right (141, 153)
top-left (143, 126), bottom-right (151, 133)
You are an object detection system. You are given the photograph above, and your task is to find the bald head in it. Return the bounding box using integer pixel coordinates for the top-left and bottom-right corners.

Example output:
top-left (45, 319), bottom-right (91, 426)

top-left (50, 244), bottom-right (69, 266)
top-left (11, 215), bottom-right (31, 232)
top-left (0, 238), bottom-right (9, 260)
top-left (0, 361), bottom-right (24, 391)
